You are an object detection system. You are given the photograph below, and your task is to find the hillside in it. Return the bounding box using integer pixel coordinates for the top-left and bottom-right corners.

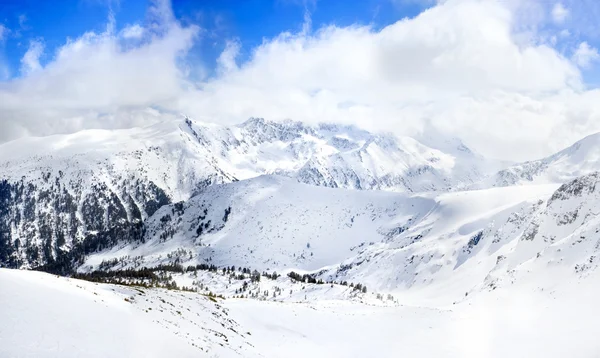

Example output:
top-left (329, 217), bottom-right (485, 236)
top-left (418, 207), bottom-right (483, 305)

top-left (77, 170), bottom-right (600, 306)
top-left (80, 175), bottom-right (435, 272)
top-left (77, 174), bottom-right (574, 304)
top-left (0, 268), bottom-right (258, 358)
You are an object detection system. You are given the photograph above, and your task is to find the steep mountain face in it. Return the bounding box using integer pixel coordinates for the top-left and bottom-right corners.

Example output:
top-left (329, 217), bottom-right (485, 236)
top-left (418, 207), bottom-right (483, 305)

top-left (481, 133), bottom-right (600, 188)
top-left (507, 172), bottom-right (600, 272)
top-left (338, 171), bottom-right (600, 301)
top-left (0, 121), bottom-right (229, 270)
top-left (80, 175), bottom-right (436, 272)
top-left (217, 117), bottom-right (493, 192)
top-left (0, 118), bottom-right (493, 270)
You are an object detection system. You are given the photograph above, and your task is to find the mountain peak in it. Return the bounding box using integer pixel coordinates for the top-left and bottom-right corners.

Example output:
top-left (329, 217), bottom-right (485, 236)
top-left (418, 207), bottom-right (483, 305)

top-left (238, 117), bottom-right (266, 127)
top-left (550, 132), bottom-right (600, 160)
top-left (480, 131), bottom-right (600, 188)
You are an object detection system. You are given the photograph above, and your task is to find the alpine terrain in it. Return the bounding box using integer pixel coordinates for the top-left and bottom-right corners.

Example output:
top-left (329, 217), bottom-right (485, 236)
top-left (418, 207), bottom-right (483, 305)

top-left (2, 117), bottom-right (600, 357)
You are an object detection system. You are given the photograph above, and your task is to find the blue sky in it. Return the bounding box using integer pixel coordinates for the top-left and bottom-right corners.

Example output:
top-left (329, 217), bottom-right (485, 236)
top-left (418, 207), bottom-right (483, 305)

top-left (2, 0), bottom-right (600, 161)
top-left (0, 0), bottom-right (426, 79)
top-left (1, 0), bottom-right (599, 82)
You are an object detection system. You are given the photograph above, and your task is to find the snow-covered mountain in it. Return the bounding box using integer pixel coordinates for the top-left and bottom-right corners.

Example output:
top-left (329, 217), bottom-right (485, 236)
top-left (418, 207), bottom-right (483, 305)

top-left (80, 175), bottom-right (433, 272)
top-left (78, 170), bottom-right (600, 305)
top-left (481, 132), bottom-right (600, 187)
top-left (4, 120), bottom-right (600, 357)
top-left (0, 117), bottom-right (494, 270)
top-left (4, 117), bottom-right (600, 299)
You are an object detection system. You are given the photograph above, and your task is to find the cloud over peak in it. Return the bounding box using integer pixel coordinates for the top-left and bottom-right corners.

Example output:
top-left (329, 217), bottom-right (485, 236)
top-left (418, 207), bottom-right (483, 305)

top-left (1, 0), bottom-right (600, 162)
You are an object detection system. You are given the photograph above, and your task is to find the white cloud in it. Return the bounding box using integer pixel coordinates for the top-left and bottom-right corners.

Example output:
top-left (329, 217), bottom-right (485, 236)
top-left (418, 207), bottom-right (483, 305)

top-left (146, 0), bottom-right (177, 35)
top-left (121, 24), bottom-right (144, 39)
top-left (216, 40), bottom-right (240, 74)
top-left (20, 39), bottom-right (44, 74)
top-left (0, 0), bottom-right (199, 142)
top-left (2, 0), bottom-right (600, 162)
top-left (551, 3), bottom-right (569, 24)
top-left (572, 42), bottom-right (600, 68)
top-left (176, 0), bottom-right (585, 160)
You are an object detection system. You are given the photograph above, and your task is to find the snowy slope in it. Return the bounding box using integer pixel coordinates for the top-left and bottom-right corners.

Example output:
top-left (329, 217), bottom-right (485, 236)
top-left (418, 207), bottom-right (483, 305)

top-left (3, 266), bottom-right (600, 358)
top-left (0, 268), bottom-right (259, 358)
top-left (503, 172), bottom-right (600, 278)
top-left (81, 175), bottom-right (435, 272)
top-left (80, 170), bottom-right (600, 306)
top-left (322, 184), bottom-right (559, 303)
top-left (481, 132), bottom-right (600, 187)
top-left (81, 173), bottom-right (600, 306)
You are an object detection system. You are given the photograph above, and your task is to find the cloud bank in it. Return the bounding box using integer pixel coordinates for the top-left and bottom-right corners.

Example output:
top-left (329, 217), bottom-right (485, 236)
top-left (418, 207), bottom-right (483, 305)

top-left (1, 0), bottom-right (600, 161)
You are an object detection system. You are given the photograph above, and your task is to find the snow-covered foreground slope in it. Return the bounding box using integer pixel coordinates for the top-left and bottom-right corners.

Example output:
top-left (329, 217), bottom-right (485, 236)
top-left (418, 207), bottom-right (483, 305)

top-left (0, 268), bottom-right (258, 358)
top-left (231, 281), bottom-right (600, 358)
top-left (2, 268), bottom-right (600, 358)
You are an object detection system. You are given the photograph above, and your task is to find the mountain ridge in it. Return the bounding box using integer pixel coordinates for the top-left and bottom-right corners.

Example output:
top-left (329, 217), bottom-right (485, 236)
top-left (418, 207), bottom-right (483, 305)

top-left (480, 132), bottom-right (600, 188)
top-left (3, 116), bottom-right (600, 297)
top-left (0, 116), bottom-right (496, 270)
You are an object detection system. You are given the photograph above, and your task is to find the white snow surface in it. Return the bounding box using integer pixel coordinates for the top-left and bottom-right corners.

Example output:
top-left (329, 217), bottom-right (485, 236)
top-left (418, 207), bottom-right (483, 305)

top-left (0, 268), bottom-right (257, 358)
top-left (2, 267), bottom-right (600, 358)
